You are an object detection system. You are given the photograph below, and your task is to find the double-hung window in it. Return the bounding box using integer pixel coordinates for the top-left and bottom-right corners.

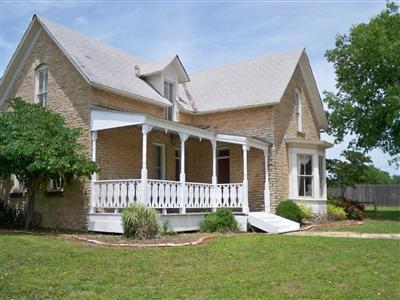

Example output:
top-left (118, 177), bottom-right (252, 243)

top-left (35, 65), bottom-right (48, 106)
top-left (297, 154), bottom-right (313, 197)
top-left (164, 81), bottom-right (174, 120)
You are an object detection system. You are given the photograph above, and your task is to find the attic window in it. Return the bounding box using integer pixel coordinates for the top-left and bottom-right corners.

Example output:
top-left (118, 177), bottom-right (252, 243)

top-left (164, 81), bottom-right (174, 120)
top-left (35, 64), bottom-right (48, 106)
top-left (295, 89), bottom-right (302, 132)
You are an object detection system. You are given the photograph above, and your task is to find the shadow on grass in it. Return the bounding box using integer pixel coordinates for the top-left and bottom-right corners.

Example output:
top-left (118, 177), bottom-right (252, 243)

top-left (365, 207), bottom-right (400, 221)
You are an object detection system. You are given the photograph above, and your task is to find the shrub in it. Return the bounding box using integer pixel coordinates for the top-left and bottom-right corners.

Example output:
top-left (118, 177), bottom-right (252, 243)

top-left (327, 204), bottom-right (347, 221)
top-left (0, 202), bottom-right (24, 229)
top-left (200, 208), bottom-right (238, 232)
top-left (338, 197), bottom-right (365, 220)
top-left (121, 203), bottom-right (159, 239)
top-left (276, 200), bottom-right (302, 223)
top-left (297, 203), bottom-right (313, 220)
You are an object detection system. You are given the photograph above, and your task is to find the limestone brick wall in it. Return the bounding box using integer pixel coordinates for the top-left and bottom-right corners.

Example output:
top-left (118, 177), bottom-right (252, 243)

top-left (269, 65), bottom-right (322, 211)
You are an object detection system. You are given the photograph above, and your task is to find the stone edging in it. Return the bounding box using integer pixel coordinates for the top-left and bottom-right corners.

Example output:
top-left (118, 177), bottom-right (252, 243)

top-left (71, 234), bottom-right (219, 248)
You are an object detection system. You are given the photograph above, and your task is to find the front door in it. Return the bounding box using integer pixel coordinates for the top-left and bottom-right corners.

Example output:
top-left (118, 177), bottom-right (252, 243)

top-left (217, 148), bottom-right (230, 183)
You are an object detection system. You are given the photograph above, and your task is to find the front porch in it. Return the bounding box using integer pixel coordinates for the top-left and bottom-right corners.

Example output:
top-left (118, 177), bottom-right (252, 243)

top-left (88, 109), bottom-right (271, 232)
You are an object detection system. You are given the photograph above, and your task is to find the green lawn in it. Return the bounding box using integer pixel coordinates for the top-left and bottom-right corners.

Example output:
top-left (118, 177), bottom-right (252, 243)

top-left (315, 206), bottom-right (400, 233)
top-left (1, 233), bottom-right (399, 299)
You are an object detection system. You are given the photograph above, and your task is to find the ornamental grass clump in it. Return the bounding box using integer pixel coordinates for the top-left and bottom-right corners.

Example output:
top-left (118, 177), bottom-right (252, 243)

top-left (200, 208), bottom-right (238, 232)
top-left (121, 203), bottom-right (159, 239)
top-left (276, 200), bottom-right (302, 223)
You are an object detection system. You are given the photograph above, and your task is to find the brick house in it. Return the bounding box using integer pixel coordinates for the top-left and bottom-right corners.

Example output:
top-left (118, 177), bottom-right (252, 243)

top-left (0, 16), bottom-right (331, 233)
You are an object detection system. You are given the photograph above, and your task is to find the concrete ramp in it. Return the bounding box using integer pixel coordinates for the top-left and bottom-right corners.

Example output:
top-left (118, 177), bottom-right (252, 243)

top-left (248, 212), bottom-right (300, 234)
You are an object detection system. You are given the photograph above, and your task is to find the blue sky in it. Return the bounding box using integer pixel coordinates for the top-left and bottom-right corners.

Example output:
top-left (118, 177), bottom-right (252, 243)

top-left (1, 0), bottom-right (398, 175)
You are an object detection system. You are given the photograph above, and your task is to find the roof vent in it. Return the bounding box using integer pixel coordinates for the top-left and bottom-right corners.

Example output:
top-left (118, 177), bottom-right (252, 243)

top-left (134, 65), bottom-right (141, 77)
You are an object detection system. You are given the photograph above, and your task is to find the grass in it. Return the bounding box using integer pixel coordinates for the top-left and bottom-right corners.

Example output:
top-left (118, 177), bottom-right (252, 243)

top-left (1, 233), bottom-right (399, 299)
top-left (316, 206), bottom-right (400, 233)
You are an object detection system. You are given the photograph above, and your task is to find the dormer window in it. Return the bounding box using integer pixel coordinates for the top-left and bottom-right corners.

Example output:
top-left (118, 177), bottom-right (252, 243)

top-left (35, 64), bottom-right (48, 106)
top-left (164, 80), bottom-right (174, 120)
top-left (295, 89), bottom-right (302, 132)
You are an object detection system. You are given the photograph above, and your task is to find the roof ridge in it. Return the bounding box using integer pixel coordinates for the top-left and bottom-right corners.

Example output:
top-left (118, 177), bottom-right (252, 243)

top-left (190, 48), bottom-right (304, 75)
top-left (35, 15), bottom-right (146, 63)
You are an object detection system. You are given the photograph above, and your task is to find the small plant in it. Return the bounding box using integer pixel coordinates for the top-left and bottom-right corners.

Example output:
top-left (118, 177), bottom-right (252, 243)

top-left (160, 219), bottom-right (176, 236)
top-left (200, 208), bottom-right (238, 232)
top-left (121, 203), bottom-right (159, 239)
top-left (276, 200), bottom-right (302, 223)
top-left (297, 203), bottom-right (313, 220)
top-left (327, 204), bottom-right (347, 221)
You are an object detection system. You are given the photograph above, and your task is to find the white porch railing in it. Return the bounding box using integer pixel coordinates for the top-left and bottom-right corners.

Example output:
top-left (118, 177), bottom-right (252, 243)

top-left (93, 179), bottom-right (244, 212)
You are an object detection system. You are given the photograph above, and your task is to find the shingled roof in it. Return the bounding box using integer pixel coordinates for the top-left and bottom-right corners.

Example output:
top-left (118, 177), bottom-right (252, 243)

top-left (1, 15), bottom-right (328, 129)
top-left (179, 49), bottom-right (303, 112)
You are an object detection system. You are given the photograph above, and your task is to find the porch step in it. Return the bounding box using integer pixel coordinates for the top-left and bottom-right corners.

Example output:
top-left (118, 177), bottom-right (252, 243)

top-left (248, 212), bottom-right (300, 234)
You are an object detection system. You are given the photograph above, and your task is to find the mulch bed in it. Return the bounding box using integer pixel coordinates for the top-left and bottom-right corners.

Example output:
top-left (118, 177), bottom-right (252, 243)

top-left (1, 229), bottom-right (248, 248)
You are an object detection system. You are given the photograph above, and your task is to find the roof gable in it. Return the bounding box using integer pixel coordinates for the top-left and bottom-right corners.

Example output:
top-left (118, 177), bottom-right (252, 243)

top-left (1, 15), bottom-right (171, 107)
top-left (139, 56), bottom-right (190, 83)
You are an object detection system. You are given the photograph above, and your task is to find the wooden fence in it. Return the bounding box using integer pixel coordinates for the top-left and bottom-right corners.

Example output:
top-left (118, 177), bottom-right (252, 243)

top-left (328, 185), bottom-right (400, 207)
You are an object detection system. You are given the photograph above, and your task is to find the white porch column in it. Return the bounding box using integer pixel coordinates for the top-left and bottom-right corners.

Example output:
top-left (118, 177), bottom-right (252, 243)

top-left (90, 131), bottom-right (97, 213)
top-left (242, 145), bottom-right (249, 214)
top-left (141, 125), bottom-right (152, 204)
top-left (263, 147), bottom-right (271, 213)
top-left (211, 140), bottom-right (217, 212)
top-left (179, 133), bottom-right (188, 213)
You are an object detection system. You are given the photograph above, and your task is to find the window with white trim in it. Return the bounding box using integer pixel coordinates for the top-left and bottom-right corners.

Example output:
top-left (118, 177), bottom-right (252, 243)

top-left (164, 81), bottom-right (174, 120)
top-left (48, 177), bottom-right (64, 192)
top-left (297, 154), bottom-right (313, 197)
top-left (295, 89), bottom-right (302, 132)
top-left (35, 64), bottom-right (48, 106)
top-left (319, 155), bottom-right (325, 198)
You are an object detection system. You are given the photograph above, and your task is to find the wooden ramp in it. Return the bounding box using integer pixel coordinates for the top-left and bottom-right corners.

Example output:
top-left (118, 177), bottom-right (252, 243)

top-left (248, 212), bottom-right (300, 234)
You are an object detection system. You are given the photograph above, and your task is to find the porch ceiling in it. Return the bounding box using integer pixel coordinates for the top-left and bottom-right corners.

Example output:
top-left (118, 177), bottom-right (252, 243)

top-left (90, 109), bottom-right (271, 150)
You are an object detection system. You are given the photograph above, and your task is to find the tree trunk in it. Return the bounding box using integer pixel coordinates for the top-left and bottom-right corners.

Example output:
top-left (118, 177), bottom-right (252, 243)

top-left (24, 181), bottom-right (40, 230)
top-left (340, 186), bottom-right (347, 198)
top-left (24, 188), bottom-right (35, 230)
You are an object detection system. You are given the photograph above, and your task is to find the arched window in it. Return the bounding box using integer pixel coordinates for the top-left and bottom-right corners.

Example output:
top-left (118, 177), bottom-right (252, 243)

top-left (35, 64), bottom-right (48, 106)
top-left (295, 89), bottom-right (302, 132)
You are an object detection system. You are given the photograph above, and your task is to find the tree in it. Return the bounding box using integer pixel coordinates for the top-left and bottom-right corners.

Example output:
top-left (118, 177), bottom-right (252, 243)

top-left (326, 150), bottom-right (371, 196)
top-left (324, 2), bottom-right (400, 163)
top-left (0, 98), bottom-right (99, 229)
top-left (361, 165), bottom-right (392, 184)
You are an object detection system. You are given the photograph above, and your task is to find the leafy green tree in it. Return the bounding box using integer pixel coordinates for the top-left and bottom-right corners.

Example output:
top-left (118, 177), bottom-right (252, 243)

top-left (361, 165), bottom-right (392, 184)
top-left (0, 98), bottom-right (99, 229)
top-left (326, 150), bottom-right (371, 196)
top-left (324, 2), bottom-right (400, 163)
top-left (392, 175), bottom-right (400, 184)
